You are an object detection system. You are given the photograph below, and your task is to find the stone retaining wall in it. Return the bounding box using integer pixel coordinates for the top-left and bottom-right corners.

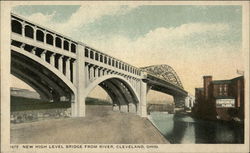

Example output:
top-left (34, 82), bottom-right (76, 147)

top-left (11, 108), bottom-right (71, 124)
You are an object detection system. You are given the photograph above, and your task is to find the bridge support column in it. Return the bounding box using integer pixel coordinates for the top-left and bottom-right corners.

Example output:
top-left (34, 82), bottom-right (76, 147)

top-left (95, 67), bottom-right (99, 78)
top-left (72, 45), bottom-right (86, 117)
top-left (99, 68), bottom-right (103, 77)
top-left (44, 31), bottom-right (47, 44)
top-left (85, 64), bottom-right (89, 86)
top-left (72, 60), bottom-right (77, 84)
top-left (21, 23), bottom-right (25, 37)
top-left (136, 80), bottom-right (140, 94)
top-left (65, 58), bottom-right (71, 80)
top-left (174, 96), bottom-right (186, 108)
top-left (69, 42), bottom-right (71, 52)
top-left (128, 103), bottom-right (136, 113)
top-left (41, 50), bottom-right (46, 61)
top-left (50, 53), bottom-right (55, 67)
top-left (34, 27), bottom-right (37, 41)
top-left (104, 69), bottom-right (107, 75)
top-left (120, 105), bottom-right (128, 112)
top-left (113, 104), bottom-right (119, 111)
top-left (30, 47), bottom-right (36, 55)
top-left (89, 66), bottom-right (94, 81)
top-left (138, 80), bottom-right (147, 117)
top-left (58, 56), bottom-right (63, 73)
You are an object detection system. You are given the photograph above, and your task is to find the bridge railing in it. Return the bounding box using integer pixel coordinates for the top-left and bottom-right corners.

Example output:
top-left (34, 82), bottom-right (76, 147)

top-left (83, 45), bottom-right (143, 93)
top-left (82, 45), bottom-right (143, 79)
top-left (11, 13), bottom-right (144, 87)
top-left (11, 13), bottom-right (77, 84)
top-left (11, 13), bottom-right (78, 55)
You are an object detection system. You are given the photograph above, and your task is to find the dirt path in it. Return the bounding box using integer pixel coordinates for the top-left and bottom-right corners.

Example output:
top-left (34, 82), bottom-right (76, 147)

top-left (11, 105), bottom-right (169, 144)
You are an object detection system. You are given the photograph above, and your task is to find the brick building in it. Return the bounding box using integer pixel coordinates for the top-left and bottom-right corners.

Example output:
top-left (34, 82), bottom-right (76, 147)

top-left (192, 75), bottom-right (244, 121)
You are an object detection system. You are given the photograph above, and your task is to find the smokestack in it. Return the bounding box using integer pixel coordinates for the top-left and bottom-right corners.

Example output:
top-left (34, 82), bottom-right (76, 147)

top-left (203, 76), bottom-right (212, 100)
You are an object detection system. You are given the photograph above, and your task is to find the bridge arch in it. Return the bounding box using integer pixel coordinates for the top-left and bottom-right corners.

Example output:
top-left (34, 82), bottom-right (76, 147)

top-left (142, 64), bottom-right (187, 108)
top-left (85, 74), bottom-right (140, 101)
top-left (84, 74), bottom-right (140, 113)
top-left (11, 47), bottom-right (77, 102)
top-left (11, 69), bottom-right (54, 101)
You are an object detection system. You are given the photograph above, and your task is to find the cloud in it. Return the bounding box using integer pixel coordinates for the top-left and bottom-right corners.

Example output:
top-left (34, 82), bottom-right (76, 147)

top-left (25, 5), bottom-right (139, 35)
top-left (26, 12), bottom-right (56, 25)
top-left (17, 6), bottom-right (242, 95)
top-left (81, 22), bottom-right (242, 94)
top-left (83, 22), bottom-right (232, 62)
top-left (142, 23), bottom-right (230, 41)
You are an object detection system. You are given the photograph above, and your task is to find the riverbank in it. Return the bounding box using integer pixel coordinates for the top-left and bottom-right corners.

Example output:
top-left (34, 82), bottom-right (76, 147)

top-left (11, 105), bottom-right (169, 144)
top-left (148, 112), bottom-right (244, 144)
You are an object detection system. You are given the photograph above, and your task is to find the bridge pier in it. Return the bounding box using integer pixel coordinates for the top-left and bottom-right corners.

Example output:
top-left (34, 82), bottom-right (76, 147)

top-left (112, 104), bottom-right (120, 111)
top-left (138, 80), bottom-right (147, 117)
top-left (174, 96), bottom-right (186, 108)
top-left (71, 94), bottom-right (77, 116)
top-left (128, 103), bottom-right (136, 113)
top-left (120, 105), bottom-right (128, 112)
top-left (72, 45), bottom-right (86, 117)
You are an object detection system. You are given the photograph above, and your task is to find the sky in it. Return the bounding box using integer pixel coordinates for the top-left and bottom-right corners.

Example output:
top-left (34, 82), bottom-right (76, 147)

top-left (11, 5), bottom-right (244, 100)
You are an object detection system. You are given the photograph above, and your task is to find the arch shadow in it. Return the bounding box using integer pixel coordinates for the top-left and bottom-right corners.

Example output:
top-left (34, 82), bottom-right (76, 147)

top-left (84, 74), bottom-right (140, 102)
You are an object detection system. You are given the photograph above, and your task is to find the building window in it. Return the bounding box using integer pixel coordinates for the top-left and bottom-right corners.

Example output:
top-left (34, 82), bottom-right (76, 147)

top-left (219, 85), bottom-right (223, 96)
top-left (224, 84), bottom-right (228, 96)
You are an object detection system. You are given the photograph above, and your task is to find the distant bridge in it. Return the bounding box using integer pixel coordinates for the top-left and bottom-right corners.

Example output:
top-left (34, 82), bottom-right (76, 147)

top-left (10, 13), bottom-right (188, 117)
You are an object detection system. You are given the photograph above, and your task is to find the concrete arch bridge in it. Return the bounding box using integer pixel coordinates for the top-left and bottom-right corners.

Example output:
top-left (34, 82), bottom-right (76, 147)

top-left (10, 13), bottom-right (188, 117)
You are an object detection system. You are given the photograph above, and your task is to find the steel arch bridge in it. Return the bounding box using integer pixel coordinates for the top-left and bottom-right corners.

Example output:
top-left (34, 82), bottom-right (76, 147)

top-left (10, 13), bottom-right (188, 117)
top-left (141, 65), bottom-right (184, 89)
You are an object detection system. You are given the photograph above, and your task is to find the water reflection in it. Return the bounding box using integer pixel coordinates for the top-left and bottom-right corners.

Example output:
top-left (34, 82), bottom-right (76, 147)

top-left (149, 113), bottom-right (244, 144)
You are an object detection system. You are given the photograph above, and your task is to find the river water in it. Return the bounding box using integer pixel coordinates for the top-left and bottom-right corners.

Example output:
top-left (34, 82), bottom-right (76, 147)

top-left (149, 112), bottom-right (244, 144)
